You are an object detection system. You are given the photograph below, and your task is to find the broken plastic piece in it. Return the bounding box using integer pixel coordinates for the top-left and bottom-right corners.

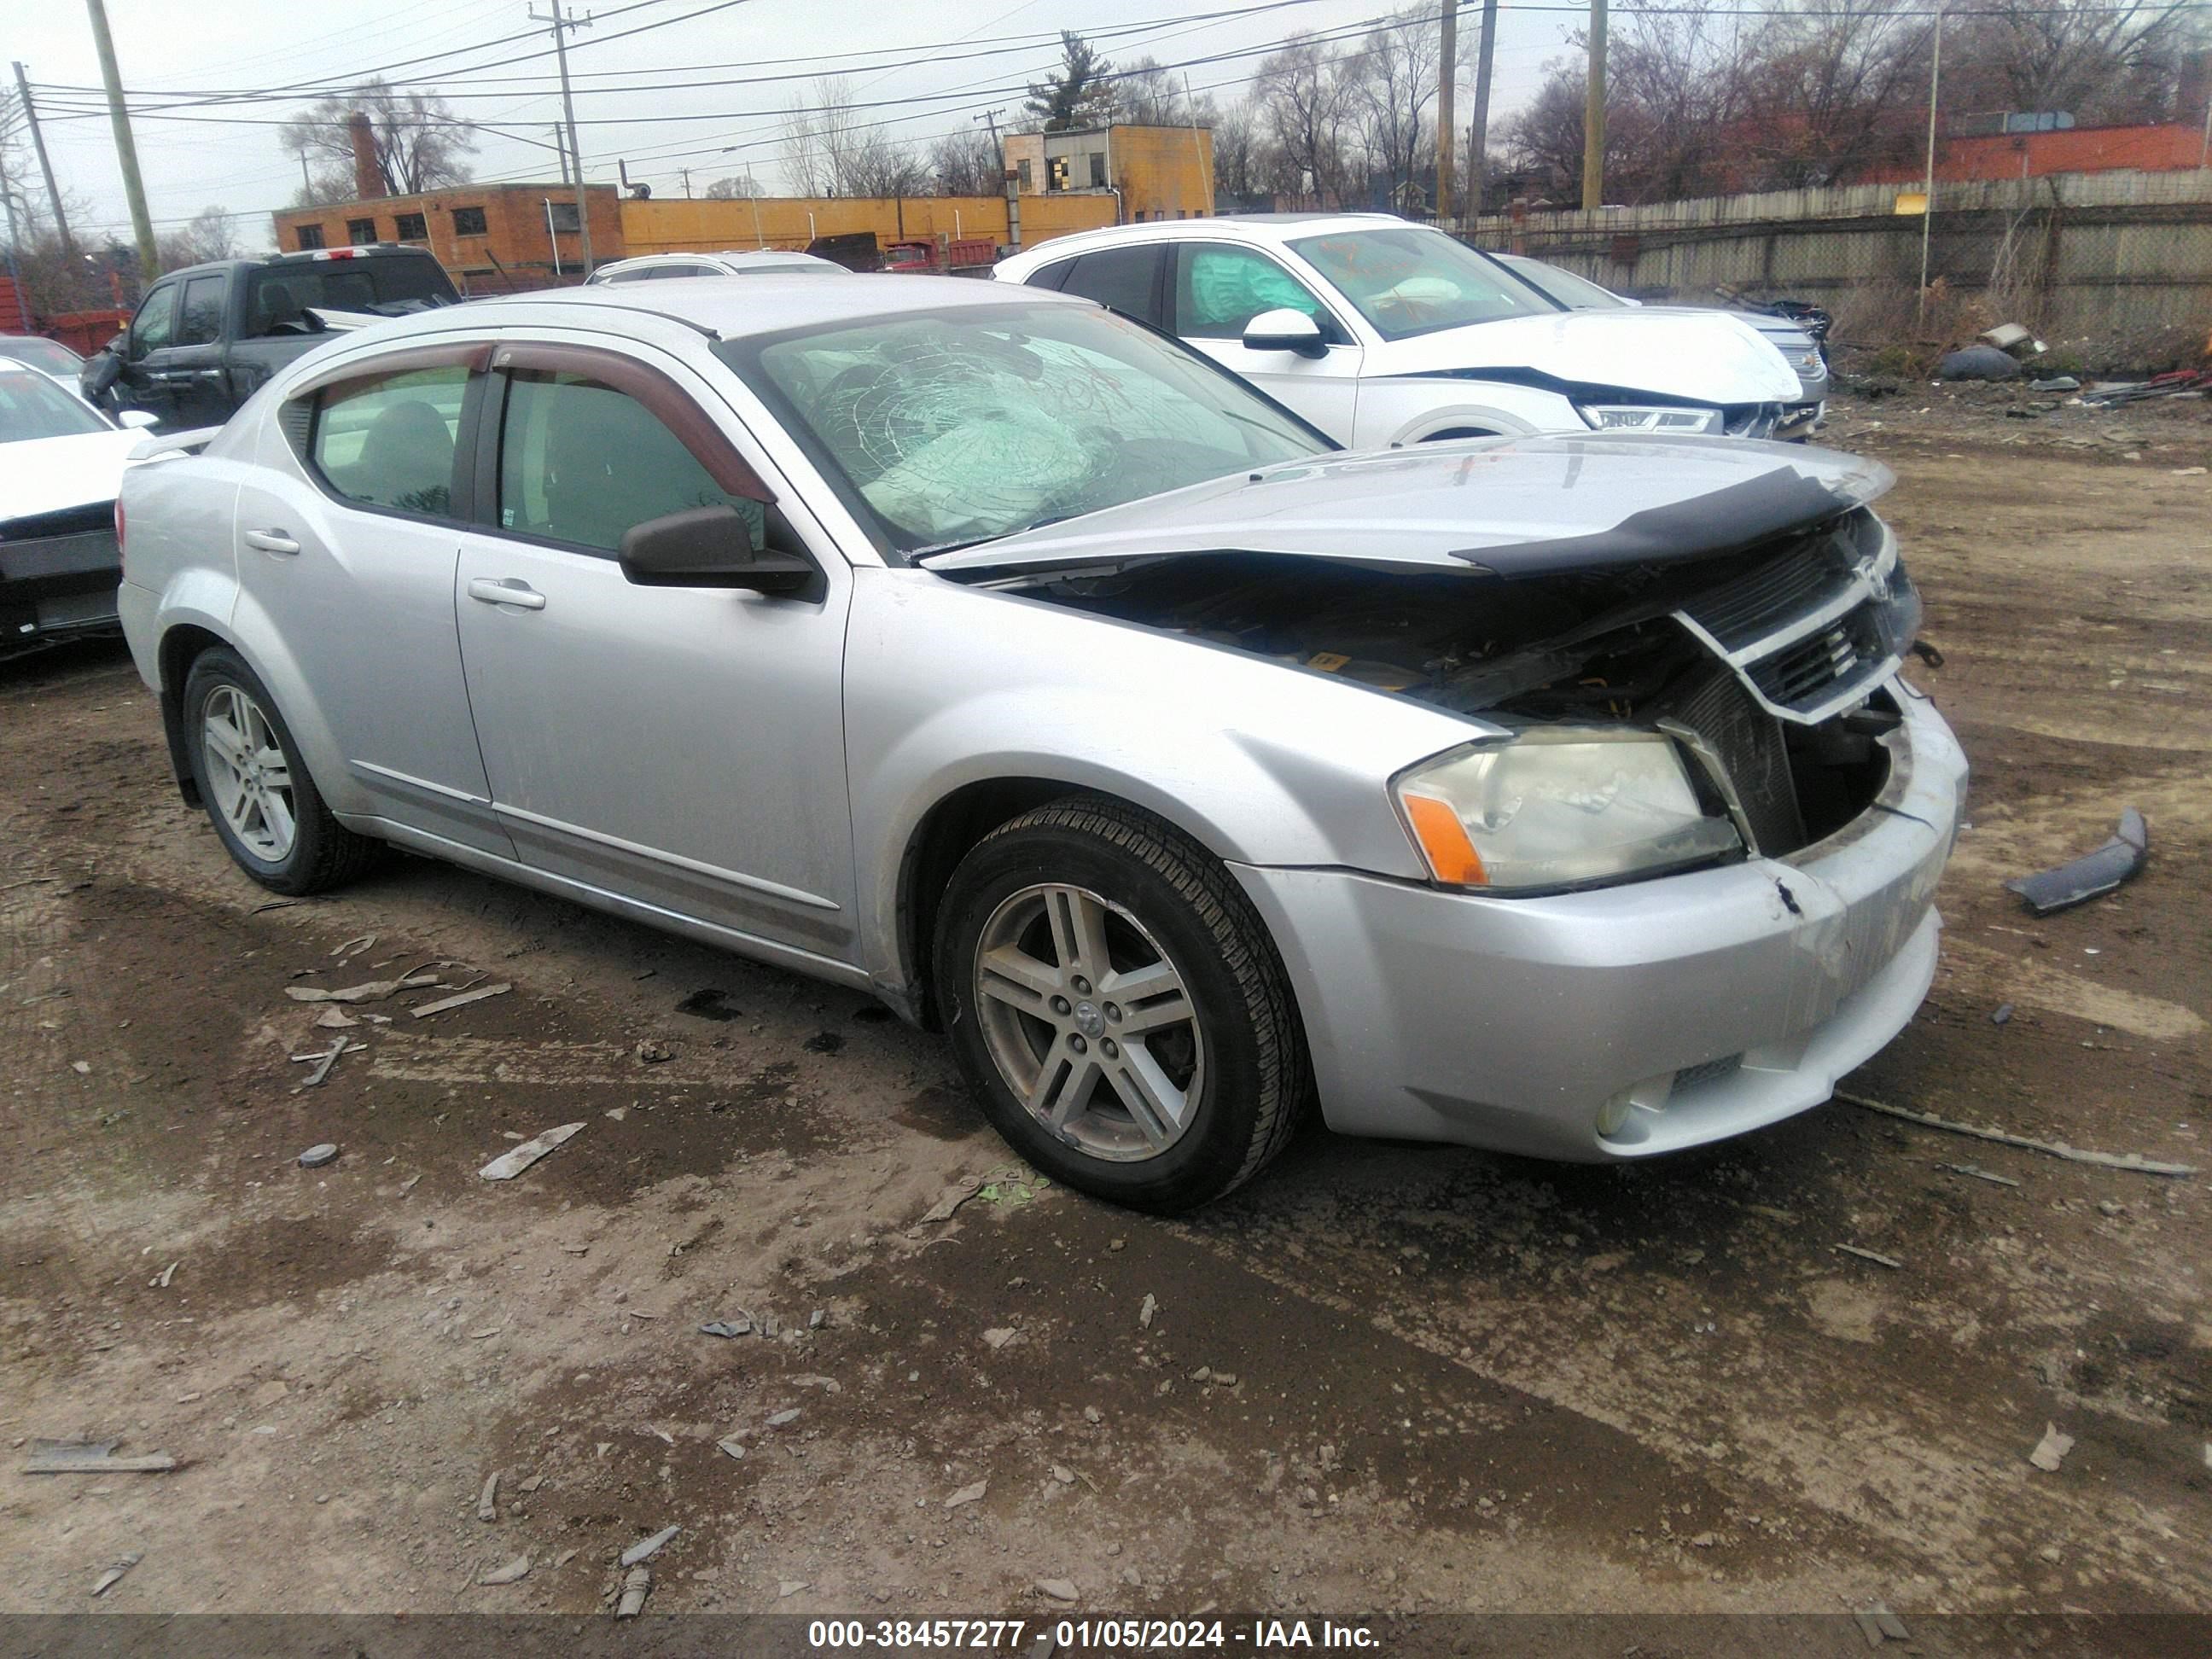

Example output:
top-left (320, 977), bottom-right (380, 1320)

top-left (91, 1551), bottom-right (143, 1598)
top-left (699, 1318), bottom-right (753, 1340)
top-left (479, 1121), bottom-right (586, 1181)
top-left (411, 982), bottom-right (513, 1019)
top-left (22, 1440), bottom-right (177, 1475)
top-left (2029, 1422), bottom-right (2075, 1472)
top-left (616, 1565), bottom-right (652, 1618)
top-left (620, 1525), bottom-right (681, 1568)
top-left (2005, 808), bottom-right (2147, 916)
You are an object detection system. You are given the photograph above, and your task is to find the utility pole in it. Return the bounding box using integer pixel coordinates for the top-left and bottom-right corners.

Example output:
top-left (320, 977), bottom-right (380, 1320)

top-left (550, 125), bottom-right (571, 185)
top-left (1468, 0), bottom-right (1498, 218)
top-left (12, 62), bottom-right (76, 257)
top-left (679, 166), bottom-right (692, 199)
top-left (1582, 0), bottom-right (1606, 210)
top-left (83, 0), bottom-right (158, 282)
top-left (529, 1), bottom-right (595, 277)
top-left (1435, 0), bottom-right (1456, 227)
top-left (1917, 9), bottom-right (1945, 323)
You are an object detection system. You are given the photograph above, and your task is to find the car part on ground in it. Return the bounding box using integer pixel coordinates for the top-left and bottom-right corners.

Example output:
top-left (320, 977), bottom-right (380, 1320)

top-left (114, 274), bottom-right (1963, 1210)
top-left (992, 214), bottom-right (1802, 448)
top-left (2005, 808), bottom-right (2149, 916)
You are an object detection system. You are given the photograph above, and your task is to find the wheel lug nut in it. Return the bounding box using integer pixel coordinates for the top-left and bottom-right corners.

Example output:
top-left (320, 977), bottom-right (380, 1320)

top-left (1072, 975), bottom-right (1091, 995)
top-left (1104, 1004), bottom-right (1121, 1022)
top-left (1069, 1034), bottom-right (1087, 1053)
top-left (1101, 1039), bottom-right (1118, 1059)
top-left (1051, 996), bottom-right (1071, 1016)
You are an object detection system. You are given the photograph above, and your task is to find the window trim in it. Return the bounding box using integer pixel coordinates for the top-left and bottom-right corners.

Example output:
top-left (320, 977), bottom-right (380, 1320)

top-left (1170, 240), bottom-right (1356, 347)
top-left (451, 205), bottom-right (489, 237)
top-left (469, 340), bottom-right (780, 564)
top-left (345, 218), bottom-right (378, 246)
top-left (293, 342), bottom-right (493, 528)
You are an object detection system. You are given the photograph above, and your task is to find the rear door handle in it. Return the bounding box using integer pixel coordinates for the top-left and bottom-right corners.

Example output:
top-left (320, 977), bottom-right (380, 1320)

top-left (468, 577), bottom-right (546, 611)
top-left (243, 528), bottom-right (300, 555)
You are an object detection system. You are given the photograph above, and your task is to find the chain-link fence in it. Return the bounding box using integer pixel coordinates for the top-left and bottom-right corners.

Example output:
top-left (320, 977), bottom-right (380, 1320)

top-left (1464, 169), bottom-right (2212, 373)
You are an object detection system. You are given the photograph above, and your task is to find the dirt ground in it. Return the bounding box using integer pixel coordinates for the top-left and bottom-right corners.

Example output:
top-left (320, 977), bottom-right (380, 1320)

top-left (3, 399), bottom-right (2209, 1650)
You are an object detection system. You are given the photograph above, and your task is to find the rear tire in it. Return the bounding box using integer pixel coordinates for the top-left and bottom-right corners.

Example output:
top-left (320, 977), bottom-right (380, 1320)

top-left (182, 646), bottom-right (380, 895)
top-left (934, 795), bottom-right (1310, 1212)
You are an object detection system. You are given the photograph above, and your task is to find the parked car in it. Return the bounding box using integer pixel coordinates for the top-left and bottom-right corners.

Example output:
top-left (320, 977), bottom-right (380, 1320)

top-left (80, 244), bottom-right (460, 430)
top-left (992, 213), bottom-right (1805, 445)
top-left (587, 250), bottom-right (845, 284)
top-left (0, 335), bottom-right (87, 377)
top-left (115, 276), bottom-right (1962, 1211)
top-left (1491, 252), bottom-right (1829, 438)
top-left (1, 358), bottom-right (158, 658)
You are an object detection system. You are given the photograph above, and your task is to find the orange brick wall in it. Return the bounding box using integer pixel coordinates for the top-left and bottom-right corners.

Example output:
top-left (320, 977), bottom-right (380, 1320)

top-left (1865, 124), bottom-right (2208, 183)
top-left (270, 184), bottom-right (626, 283)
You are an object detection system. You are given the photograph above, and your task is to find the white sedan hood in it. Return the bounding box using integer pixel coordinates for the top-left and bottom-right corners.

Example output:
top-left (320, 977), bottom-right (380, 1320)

top-left (1369, 307), bottom-right (1802, 404)
top-left (0, 428), bottom-right (143, 523)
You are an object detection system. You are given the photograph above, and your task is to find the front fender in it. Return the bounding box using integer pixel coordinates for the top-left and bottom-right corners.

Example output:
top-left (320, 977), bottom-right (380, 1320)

top-left (842, 569), bottom-right (1489, 989)
top-left (1354, 375), bottom-right (1564, 447)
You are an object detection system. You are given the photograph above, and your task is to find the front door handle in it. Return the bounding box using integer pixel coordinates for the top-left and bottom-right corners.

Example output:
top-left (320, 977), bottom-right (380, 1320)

top-left (243, 528), bottom-right (300, 555)
top-left (468, 577), bottom-right (546, 611)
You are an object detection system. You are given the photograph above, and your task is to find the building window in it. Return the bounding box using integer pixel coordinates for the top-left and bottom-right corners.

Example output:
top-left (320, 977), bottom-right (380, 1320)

top-left (346, 218), bottom-right (377, 245)
top-left (451, 206), bottom-right (488, 236)
top-left (548, 201), bottom-right (581, 233)
top-left (1089, 154), bottom-right (1108, 188)
top-left (394, 212), bottom-right (428, 242)
top-left (1016, 159), bottom-right (1033, 190)
top-left (295, 224), bottom-right (325, 250)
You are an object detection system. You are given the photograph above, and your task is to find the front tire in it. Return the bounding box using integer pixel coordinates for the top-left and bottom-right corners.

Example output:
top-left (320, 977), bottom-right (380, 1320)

top-left (182, 646), bottom-right (379, 895)
top-left (934, 796), bottom-right (1310, 1212)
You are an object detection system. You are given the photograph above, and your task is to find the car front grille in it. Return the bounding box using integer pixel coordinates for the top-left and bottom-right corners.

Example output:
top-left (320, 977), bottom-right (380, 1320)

top-left (1667, 661), bottom-right (1806, 855)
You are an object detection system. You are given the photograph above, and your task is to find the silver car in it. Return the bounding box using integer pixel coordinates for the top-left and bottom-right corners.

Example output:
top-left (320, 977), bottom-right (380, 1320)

top-left (116, 276), bottom-right (1964, 1211)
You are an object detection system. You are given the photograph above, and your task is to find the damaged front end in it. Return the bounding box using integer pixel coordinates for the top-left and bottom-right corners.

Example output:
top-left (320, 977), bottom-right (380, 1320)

top-left (946, 496), bottom-right (1922, 884)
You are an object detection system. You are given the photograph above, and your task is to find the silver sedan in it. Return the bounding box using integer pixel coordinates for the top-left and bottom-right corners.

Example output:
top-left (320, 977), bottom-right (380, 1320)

top-left (116, 276), bottom-right (1964, 1211)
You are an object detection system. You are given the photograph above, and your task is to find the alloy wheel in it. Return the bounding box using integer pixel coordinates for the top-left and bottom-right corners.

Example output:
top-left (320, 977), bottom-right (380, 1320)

top-left (201, 684), bottom-right (297, 862)
top-left (971, 882), bottom-right (1206, 1162)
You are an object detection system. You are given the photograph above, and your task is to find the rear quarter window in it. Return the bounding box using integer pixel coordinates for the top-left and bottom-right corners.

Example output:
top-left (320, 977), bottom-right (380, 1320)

top-left (310, 365), bottom-right (471, 517)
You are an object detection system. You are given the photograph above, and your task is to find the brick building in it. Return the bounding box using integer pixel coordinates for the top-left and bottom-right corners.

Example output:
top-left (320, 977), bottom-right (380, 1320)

top-left (1001, 123), bottom-right (1216, 224)
top-left (270, 183), bottom-right (626, 292)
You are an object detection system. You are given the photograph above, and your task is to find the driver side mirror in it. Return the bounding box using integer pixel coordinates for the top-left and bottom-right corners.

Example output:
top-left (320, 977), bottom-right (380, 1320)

top-left (117, 410), bottom-right (160, 430)
top-left (619, 504), bottom-right (821, 599)
top-left (1242, 308), bottom-right (1327, 358)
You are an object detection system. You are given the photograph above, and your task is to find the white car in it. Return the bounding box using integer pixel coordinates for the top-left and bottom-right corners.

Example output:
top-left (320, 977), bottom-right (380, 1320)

top-left (0, 358), bottom-right (157, 655)
top-left (994, 214), bottom-right (1804, 445)
top-left (587, 250), bottom-right (846, 284)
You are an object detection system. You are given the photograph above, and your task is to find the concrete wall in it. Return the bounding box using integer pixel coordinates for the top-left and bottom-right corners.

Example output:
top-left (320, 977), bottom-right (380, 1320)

top-left (1469, 170), bottom-right (2212, 355)
top-left (620, 193), bottom-right (1117, 257)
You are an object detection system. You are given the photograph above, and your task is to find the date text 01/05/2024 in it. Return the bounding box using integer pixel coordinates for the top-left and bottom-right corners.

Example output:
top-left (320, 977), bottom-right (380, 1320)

top-left (805, 1619), bottom-right (1380, 1650)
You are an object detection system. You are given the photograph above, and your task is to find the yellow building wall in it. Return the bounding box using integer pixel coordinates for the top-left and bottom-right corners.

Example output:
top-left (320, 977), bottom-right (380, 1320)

top-left (619, 194), bottom-right (1116, 257)
top-left (1109, 126), bottom-right (1215, 220)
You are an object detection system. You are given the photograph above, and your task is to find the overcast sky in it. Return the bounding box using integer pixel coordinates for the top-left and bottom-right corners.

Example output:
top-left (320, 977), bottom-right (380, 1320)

top-left (9, 0), bottom-right (1580, 248)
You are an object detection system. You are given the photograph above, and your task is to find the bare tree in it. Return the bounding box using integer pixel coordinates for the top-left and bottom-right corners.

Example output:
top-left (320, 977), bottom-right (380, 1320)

top-left (1946, 0), bottom-right (2208, 125)
top-left (704, 174), bottom-right (765, 199)
top-left (1111, 56), bottom-right (1186, 126)
top-left (1254, 35), bottom-right (1359, 208)
top-left (928, 129), bottom-right (1002, 196)
top-left (1209, 102), bottom-right (1269, 207)
top-left (156, 205), bottom-right (242, 269)
top-left (280, 79), bottom-right (476, 203)
top-left (1738, 0), bottom-right (1935, 188)
top-left (1346, 8), bottom-right (1447, 210)
top-left (780, 78), bottom-right (928, 198)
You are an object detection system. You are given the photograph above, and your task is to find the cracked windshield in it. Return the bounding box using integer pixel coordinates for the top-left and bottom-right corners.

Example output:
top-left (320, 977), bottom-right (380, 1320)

top-left (731, 303), bottom-right (1322, 554)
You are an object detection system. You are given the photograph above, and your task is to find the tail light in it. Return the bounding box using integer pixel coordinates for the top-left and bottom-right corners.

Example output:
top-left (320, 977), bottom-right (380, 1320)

top-left (114, 499), bottom-right (126, 581)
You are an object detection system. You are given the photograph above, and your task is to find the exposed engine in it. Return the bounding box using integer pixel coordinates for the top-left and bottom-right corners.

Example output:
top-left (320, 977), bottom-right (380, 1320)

top-left (1013, 506), bottom-right (1919, 859)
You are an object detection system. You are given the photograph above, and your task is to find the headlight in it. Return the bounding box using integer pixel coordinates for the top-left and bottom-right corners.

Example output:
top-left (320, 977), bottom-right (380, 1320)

top-left (1394, 729), bottom-right (1743, 892)
top-left (1576, 403), bottom-right (1725, 434)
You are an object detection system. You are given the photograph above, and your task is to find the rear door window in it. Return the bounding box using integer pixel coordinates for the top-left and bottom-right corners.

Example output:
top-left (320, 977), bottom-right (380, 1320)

top-left (495, 370), bottom-right (764, 556)
top-left (1055, 246), bottom-right (1165, 327)
top-left (311, 364), bottom-right (472, 517)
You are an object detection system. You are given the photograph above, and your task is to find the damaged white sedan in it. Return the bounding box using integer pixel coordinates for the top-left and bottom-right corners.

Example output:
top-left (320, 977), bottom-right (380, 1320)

top-left (115, 276), bottom-right (1964, 1211)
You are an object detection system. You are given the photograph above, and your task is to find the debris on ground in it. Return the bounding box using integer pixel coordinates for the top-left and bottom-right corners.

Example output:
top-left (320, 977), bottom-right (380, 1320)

top-left (699, 1318), bottom-right (754, 1340)
top-left (477, 1554), bottom-right (532, 1586)
top-left (1138, 1294), bottom-right (1157, 1330)
top-left (778, 1580), bottom-right (807, 1598)
top-left (1942, 1163), bottom-right (2022, 1189)
top-left (2005, 808), bottom-right (2148, 916)
top-left (477, 1472), bottom-right (499, 1522)
top-left (312, 1007), bottom-right (359, 1030)
top-left (517, 1474), bottom-right (544, 1493)
top-left (919, 1177), bottom-right (986, 1224)
top-left (22, 1440), bottom-right (177, 1475)
top-left (90, 1551), bottom-right (143, 1598)
top-left (809, 1308), bottom-right (825, 1330)
top-left (1853, 1604), bottom-right (1912, 1646)
top-left (479, 1121), bottom-right (587, 1181)
top-left (410, 982), bottom-right (512, 1019)
top-left (2079, 367), bottom-right (2212, 407)
top-left (615, 1565), bottom-right (651, 1618)
top-left (1834, 1244), bottom-right (1904, 1270)
top-left (1976, 323), bottom-right (2043, 360)
top-left (1837, 1091), bottom-right (2196, 1176)
top-left (283, 969), bottom-right (443, 1004)
top-left (1990, 1003), bottom-right (2014, 1027)
top-left (791, 1375), bottom-right (842, 1393)
top-left (619, 1525), bottom-right (680, 1568)
top-left (1051, 1464), bottom-right (1074, 1484)
top-left (765, 1409), bottom-right (801, 1429)
top-left (2029, 1423), bottom-right (2075, 1472)
top-left (674, 987), bottom-right (742, 1022)
top-left (802, 1030), bottom-right (846, 1055)
top-left (1938, 345), bottom-right (2023, 382)
top-left (945, 1479), bottom-right (988, 1509)
top-left (330, 934), bottom-right (377, 960)
top-left (983, 1327), bottom-right (1017, 1350)
top-left (289, 1039), bottom-right (363, 1091)
top-left (151, 1260), bottom-right (178, 1289)
top-left (716, 1436), bottom-right (747, 1461)
top-left (1036, 1578), bottom-right (1080, 1603)
top-left (634, 1039), bottom-right (673, 1064)
top-left (297, 1143), bottom-right (339, 1169)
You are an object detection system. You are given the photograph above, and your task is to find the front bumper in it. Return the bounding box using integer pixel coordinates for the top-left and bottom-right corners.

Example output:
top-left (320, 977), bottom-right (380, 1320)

top-left (1, 523), bottom-right (122, 654)
top-left (1233, 682), bottom-right (1966, 1161)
